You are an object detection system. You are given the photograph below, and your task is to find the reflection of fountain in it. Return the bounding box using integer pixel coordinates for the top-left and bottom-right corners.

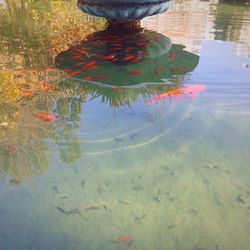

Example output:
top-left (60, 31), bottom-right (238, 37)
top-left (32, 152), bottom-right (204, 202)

top-left (55, 28), bottom-right (199, 107)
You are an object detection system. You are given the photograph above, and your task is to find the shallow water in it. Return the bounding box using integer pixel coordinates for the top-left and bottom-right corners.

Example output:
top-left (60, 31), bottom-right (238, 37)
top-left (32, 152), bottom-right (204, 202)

top-left (0, 0), bottom-right (250, 250)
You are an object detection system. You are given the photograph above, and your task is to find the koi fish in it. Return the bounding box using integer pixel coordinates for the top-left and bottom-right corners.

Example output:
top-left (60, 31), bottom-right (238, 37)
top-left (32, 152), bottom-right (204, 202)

top-left (19, 91), bottom-right (34, 97)
top-left (33, 113), bottom-right (60, 122)
top-left (129, 71), bottom-right (143, 75)
top-left (118, 236), bottom-right (133, 245)
top-left (83, 76), bottom-right (94, 81)
top-left (147, 85), bottom-right (206, 104)
top-left (68, 71), bottom-right (81, 77)
top-left (81, 61), bottom-right (97, 71)
top-left (123, 55), bottom-right (135, 61)
top-left (169, 53), bottom-right (177, 59)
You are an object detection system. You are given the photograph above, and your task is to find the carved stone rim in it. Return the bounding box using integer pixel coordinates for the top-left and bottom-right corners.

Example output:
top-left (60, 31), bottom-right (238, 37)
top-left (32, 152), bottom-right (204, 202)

top-left (78, 0), bottom-right (170, 8)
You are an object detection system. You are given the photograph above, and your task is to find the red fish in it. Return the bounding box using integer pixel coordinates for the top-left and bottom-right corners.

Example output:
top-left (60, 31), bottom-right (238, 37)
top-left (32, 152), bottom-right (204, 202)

top-left (155, 70), bottom-right (160, 75)
top-left (81, 61), bottom-right (97, 71)
top-left (101, 54), bottom-right (116, 60)
top-left (33, 113), bottom-right (60, 122)
top-left (118, 236), bottom-right (133, 245)
top-left (83, 76), bottom-right (94, 81)
top-left (129, 71), bottom-right (143, 75)
top-left (123, 55), bottom-right (135, 61)
top-left (68, 71), bottom-right (81, 77)
top-left (169, 53), bottom-right (177, 59)
top-left (19, 91), bottom-right (34, 97)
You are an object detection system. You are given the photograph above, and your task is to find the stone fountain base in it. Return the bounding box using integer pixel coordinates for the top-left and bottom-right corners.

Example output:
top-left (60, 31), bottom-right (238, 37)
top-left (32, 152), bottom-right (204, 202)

top-left (78, 0), bottom-right (171, 21)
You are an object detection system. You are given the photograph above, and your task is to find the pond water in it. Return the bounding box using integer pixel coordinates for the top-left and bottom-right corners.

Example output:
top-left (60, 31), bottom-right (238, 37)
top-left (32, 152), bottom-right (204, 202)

top-left (0, 0), bottom-right (250, 249)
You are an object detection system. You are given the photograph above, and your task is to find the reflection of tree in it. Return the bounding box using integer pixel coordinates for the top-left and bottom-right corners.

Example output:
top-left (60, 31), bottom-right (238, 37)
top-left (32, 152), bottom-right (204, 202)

top-left (59, 78), bottom-right (179, 108)
top-left (212, 0), bottom-right (250, 42)
top-left (0, 88), bottom-right (87, 182)
top-left (0, 0), bottom-right (105, 96)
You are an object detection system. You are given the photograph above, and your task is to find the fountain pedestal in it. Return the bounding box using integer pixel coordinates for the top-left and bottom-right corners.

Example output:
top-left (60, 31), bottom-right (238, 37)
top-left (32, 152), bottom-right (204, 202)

top-left (78, 0), bottom-right (171, 23)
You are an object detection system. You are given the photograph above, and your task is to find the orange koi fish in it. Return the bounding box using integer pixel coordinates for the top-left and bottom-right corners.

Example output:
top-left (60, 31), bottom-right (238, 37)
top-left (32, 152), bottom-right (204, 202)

top-left (129, 71), bottom-right (143, 75)
top-left (147, 85), bottom-right (206, 104)
top-left (33, 113), bottom-right (60, 122)
top-left (19, 91), bottom-right (34, 97)
top-left (118, 236), bottom-right (133, 244)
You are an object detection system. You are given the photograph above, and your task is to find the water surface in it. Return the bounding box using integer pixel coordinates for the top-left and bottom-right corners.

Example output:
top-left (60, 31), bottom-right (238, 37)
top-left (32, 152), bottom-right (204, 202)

top-left (0, 0), bottom-right (250, 249)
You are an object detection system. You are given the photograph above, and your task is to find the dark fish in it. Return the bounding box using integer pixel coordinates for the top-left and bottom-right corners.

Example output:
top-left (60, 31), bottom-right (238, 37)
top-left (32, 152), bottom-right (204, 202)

top-left (133, 185), bottom-right (143, 191)
top-left (203, 179), bottom-right (209, 192)
top-left (114, 137), bottom-right (123, 142)
top-left (235, 195), bottom-right (245, 204)
top-left (81, 180), bottom-right (85, 189)
top-left (55, 207), bottom-right (65, 214)
top-left (167, 223), bottom-right (178, 230)
top-left (60, 196), bottom-right (69, 199)
top-left (66, 209), bottom-right (83, 217)
top-left (134, 214), bottom-right (146, 221)
top-left (52, 185), bottom-right (60, 194)
top-left (85, 206), bottom-right (100, 211)
top-left (153, 196), bottom-right (161, 203)
top-left (55, 207), bottom-right (84, 217)
top-left (188, 208), bottom-right (198, 216)
top-left (169, 197), bottom-right (177, 202)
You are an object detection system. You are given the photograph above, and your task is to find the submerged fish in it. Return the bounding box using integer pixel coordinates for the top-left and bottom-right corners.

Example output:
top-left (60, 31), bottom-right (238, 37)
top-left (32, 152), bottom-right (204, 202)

top-left (33, 113), bottom-right (60, 122)
top-left (129, 71), bottom-right (143, 75)
top-left (118, 236), bottom-right (134, 246)
top-left (235, 195), bottom-right (245, 204)
top-left (169, 53), bottom-right (177, 59)
top-left (147, 85), bottom-right (206, 104)
top-left (55, 207), bottom-right (84, 217)
top-left (81, 61), bottom-right (97, 71)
